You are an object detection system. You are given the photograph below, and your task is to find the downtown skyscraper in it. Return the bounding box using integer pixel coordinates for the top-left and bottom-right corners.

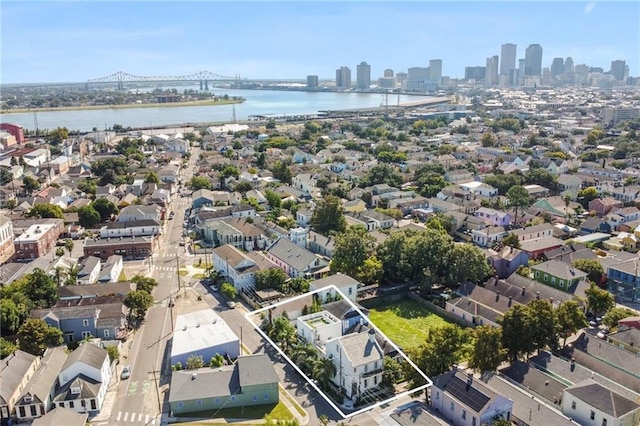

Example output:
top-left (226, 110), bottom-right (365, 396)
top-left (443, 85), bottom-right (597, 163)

top-left (500, 43), bottom-right (517, 76)
top-left (524, 44), bottom-right (543, 76)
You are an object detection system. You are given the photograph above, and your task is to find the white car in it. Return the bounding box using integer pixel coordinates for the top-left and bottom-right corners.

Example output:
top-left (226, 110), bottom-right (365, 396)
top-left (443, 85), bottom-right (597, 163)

top-left (121, 366), bottom-right (131, 380)
top-left (227, 301), bottom-right (236, 309)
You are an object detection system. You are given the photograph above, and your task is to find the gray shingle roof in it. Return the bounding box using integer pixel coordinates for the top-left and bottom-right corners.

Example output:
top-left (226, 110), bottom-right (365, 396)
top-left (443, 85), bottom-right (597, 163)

top-left (432, 369), bottom-right (495, 413)
top-left (336, 330), bottom-right (383, 367)
top-left (565, 379), bottom-right (640, 418)
top-left (0, 350), bottom-right (38, 405)
top-left (62, 343), bottom-right (107, 372)
top-left (266, 237), bottom-right (319, 272)
top-left (236, 354), bottom-right (279, 388)
top-left (31, 407), bottom-right (88, 426)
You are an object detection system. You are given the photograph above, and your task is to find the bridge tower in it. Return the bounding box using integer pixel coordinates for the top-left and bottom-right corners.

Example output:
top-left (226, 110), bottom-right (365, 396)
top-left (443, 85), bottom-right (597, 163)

top-left (200, 80), bottom-right (203, 90)
top-left (204, 80), bottom-right (209, 91)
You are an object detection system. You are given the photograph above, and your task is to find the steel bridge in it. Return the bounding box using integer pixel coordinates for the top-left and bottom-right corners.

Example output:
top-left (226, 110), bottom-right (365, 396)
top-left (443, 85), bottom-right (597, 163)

top-left (86, 70), bottom-right (246, 90)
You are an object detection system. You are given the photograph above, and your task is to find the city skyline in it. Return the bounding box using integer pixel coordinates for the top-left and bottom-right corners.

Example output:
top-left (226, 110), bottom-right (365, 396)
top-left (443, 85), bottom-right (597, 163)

top-left (1, 1), bottom-right (638, 84)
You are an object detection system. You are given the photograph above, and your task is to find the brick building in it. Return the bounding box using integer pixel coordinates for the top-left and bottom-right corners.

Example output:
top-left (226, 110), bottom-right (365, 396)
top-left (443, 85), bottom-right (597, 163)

top-left (83, 236), bottom-right (154, 260)
top-left (14, 220), bottom-right (64, 261)
top-left (0, 123), bottom-right (25, 144)
top-left (0, 215), bottom-right (15, 263)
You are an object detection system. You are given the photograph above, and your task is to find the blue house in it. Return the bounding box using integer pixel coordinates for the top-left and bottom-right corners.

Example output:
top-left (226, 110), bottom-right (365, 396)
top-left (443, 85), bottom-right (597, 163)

top-left (192, 189), bottom-right (215, 209)
top-left (608, 258), bottom-right (640, 302)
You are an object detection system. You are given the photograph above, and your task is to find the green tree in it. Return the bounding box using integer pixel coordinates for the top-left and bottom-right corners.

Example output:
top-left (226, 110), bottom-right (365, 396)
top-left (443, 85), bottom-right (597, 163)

top-left (468, 326), bottom-right (505, 373)
top-left (406, 324), bottom-right (467, 387)
top-left (186, 354), bottom-right (205, 370)
top-left (209, 353), bottom-right (225, 367)
top-left (233, 181), bottom-right (253, 194)
top-left (107, 346), bottom-right (120, 362)
top-left (572, 259), bottom-right (604, 284)
top-left (447, 243), bottom-right (493, 286)
top-left (602, 307), bottom-right (636, 329)
top-left (220, 282), bottom-right (237, 300)
top-left (271, 160), bottom-right (292, 184)
top-left (288, 277), bottom-right (310, 293)
top-left (187, 176), bottom-right (213, 190)
top-left (64, 239), bottom-right (74, 254)
top-left (380, 355), bottom-right (403, 390)
top-left (501, 233), bottom-right (521, 248)
top-left (481, 132), bottom-right (496, 147)
top-left (528, 299), bottom-right (558, 354)
top-left (131, 275), bottom-right (158, 294)
top-left (92, 198), bottom-right (119, 222)
top-left (525, 168), bottom-right (558, 191)
top-left (507, 185), bottom-right (531, 226)
top-left (77, 179), bottom-right (98, 195)
top-left (291, 342), bottom-right (318, 376)
top-left (22, 176), bottom-right (40, 195)
top-left (414, 166), bottom-right (448, 198)
top-left (499, 304), bottom-right (535, 362)
top-left (78, 204), bottom-right (101, 227)
top-left (17, 318), bottom-right (63, 356)
top-left (265, 119), bottom-right (276, 129)
top-left (144, 171), bottom-right (160, 184)
top-left (556, 300), bottom-right (587, 346)
top-left (255, 268), bottom-right (289, 292)
top-left (585, 283), bottom-right (615, 317)
top-left (0, 337), bottom-right (17, 359)
top-left (330, 226), bottom-right (378, 282)
top-left (0, 299), bottom-right (22, 335)
top-left (577, 187), bottom-right (599, 209)
top-left (311, 357), bottom-right (337, 390)
top-left (55, 247), bottom-right (65, 257)
top-left (361, 164), bottom-right (403, 188)
top-left (124, 290), bottom-right (154, 322)
top-left (26, 203), bottom-right (64, 219)
top-left (49, 127), bottom-right (69, 145)
top-left (264, 189), bottom-right (282, 209)
top-left (24, 268), bottom-right (58, 309)
top-left (310, 195), bottom-right (346, 235)
top-left (266, 316), bottom-right (297, 354)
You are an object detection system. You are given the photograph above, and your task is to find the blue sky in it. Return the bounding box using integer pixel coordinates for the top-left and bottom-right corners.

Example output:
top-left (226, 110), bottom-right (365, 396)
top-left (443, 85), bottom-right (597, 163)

top-left (1, 1), bottom-right (638, 83)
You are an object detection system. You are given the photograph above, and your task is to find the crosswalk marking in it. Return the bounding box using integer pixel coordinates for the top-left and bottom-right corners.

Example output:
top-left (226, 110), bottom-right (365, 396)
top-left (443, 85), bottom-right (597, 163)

top-left (115, 412), bottom-right (155, 424)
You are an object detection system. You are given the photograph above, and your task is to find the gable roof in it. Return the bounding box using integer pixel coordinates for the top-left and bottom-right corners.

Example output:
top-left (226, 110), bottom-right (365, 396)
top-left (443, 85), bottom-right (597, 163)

top-left (62, 343), bottom-right (107, 372)
top-left (236, 354), bottom-right (279, 388)
top-left (565, 379), bottom-right (640, 418)
top-left (432, 369), bottom-right (499, 413)
top-left (266, 237), bottom-right (320, 271)
top-left (31, 407), bottom-right (88, 426)
top-left (336, 329), bottom-right (383, 367)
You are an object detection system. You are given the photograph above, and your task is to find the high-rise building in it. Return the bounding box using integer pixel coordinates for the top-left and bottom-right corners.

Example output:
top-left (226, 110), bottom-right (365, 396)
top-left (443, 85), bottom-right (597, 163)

top-left (356, 62), bottom-right (371, 89)
top-left (384, 69), bottom-right (394, 78)
top-left (524, 44), bottom-right (543, 76)
top-left (465, 66), bottom-right (486, 81)
top-left (307, 75), bottom-right (318, 89)
top-left (429, 59), bottom-right (442, 83)
top-left (485, 55), bottom-right (499, 86)
top-left (500, 43), bottom-right (517, 76)
top-left (406, 67), bottom-right (429, 91)
top-left (610, 60), bottom-right (626, 81)
top-left (564, 57), bottom-right (574, 73)
top-left (551, 58), bottom-right (564, 77)
top-left (335, 66), bottom-right (351, 89)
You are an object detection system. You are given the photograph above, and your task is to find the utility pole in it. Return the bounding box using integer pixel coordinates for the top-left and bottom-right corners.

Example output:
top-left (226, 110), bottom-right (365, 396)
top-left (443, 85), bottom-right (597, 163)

top-left (176, 253), bottom-right (181, 294)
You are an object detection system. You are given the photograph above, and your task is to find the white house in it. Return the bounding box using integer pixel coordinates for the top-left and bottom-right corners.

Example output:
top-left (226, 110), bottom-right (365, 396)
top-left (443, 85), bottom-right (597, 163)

top-left (475, 207), bottom-right (511, 227)
top-left (100, 219), bottom-right (162, 238)
top-left (561, 379), bottom-right (640, 426)
top-left (211, 244), bottom-right (277, 291)
top-left (117, 205), bottom-right (162, 222)
top-left (54, 343), bottom-right (112, 416)
top-left (291, 173), bottom-right (318, 196)
top-left (77, 256), bottom-right (101, 285)
top-left (512, 223), bottom-right (554, 241)
top-left (97, 255), bottom-right (123, 283)
top-left (166, 138), bottom-right (189, 154)
top-left (472, 226), bottom-right (507, 248)
top-left (430, 369), bottom-right (513, 426)
top-left (309, 274), bottom-right (360, 303)
top-left (265, 237), bottom-right (328, 279)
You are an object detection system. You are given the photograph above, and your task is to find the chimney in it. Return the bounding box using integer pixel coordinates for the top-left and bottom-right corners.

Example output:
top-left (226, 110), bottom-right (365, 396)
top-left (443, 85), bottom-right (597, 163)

top-left (508, 296), bottom-right (513, 307)
top-left (495, 291), bottom-right (500, 302)
top-left (536, 291), bottom-right (540, 300)
top-left (466, 372), bottom-right (473, 390)
top-left (368, 328), bottom-right (376, 344)
top-left (550, 297), bottom-right (553, 305)
top-left (522, 287), bottom-right (526, 296)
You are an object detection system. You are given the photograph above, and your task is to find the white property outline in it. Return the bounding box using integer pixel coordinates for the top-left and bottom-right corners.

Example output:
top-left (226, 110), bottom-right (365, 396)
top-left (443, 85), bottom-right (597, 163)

top-left (244, 285), bottom-right (432, 419)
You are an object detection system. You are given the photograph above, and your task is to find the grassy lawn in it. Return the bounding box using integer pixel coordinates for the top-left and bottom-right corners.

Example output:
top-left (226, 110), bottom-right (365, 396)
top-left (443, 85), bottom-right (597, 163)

top-left (174, 401), bottom-right (293, 422)
top-left (178, 269), bottom-right (188, 276)
top-left (369, 299), bottom-right (454, 351)
top-left (192, 273), bottom-right (205, 279)
top-left (194, 261), bottom-right (212, 270)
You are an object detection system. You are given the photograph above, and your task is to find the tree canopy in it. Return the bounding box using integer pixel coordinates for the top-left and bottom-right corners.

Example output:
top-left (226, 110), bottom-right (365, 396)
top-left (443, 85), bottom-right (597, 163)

top-left (26, 204), bottom-right (64, 219)
top-left (330, 226), bottom-right (380, 284)
top-left (17, 319), bottom-right (63, 356)
top-left (310, 195), bottom-right (346, 235)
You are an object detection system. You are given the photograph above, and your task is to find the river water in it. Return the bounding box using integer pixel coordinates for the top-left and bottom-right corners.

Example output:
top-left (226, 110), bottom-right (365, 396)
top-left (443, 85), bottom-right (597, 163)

top-left (0, 87), bottom-right (429, 132)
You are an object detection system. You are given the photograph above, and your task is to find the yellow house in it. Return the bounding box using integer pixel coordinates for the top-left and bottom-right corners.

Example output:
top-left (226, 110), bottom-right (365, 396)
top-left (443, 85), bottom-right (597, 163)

top-left (603, 232), bottom-right (638, 252)
top-left (343, 199), bottom-right (367, 213)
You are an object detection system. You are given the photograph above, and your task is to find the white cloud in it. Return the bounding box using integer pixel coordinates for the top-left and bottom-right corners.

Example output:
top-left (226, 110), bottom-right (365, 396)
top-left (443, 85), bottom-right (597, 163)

top-left (584, 1), bottom-right (596, 14)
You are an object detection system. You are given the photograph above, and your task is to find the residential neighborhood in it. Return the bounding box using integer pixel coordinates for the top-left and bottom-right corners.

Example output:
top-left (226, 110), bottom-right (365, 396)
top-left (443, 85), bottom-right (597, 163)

top-left (2, 84), bottom-right (640, 426)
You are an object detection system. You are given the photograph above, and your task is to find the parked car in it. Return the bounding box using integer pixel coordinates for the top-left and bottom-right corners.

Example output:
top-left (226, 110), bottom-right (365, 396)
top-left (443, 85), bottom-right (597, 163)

top-left (227, 301), bottom-right (236, 309)
top-left (169, 212), bottom-right (175, 220)
top-left (121, 366), bottom-right (131, 380)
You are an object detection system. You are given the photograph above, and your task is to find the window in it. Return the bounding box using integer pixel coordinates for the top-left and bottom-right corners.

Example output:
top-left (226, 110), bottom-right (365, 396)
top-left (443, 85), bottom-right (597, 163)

top-left (535, 271), bottom-right (539, 278)
top-left (82, 331), bottom-right (91, 339)
top-left (264, 394), bottom-right (269, 401)
top-left (91, 399), bottom-right (96, 410)
top-left (19, 407), bottom-right (25, 418)
top-left (177, 402), bottom-right (183, 409)
top-left (81, 400), bottom-right (86, 407)
top-left (590, 411), bottom-right (595, 420)
top-left (602, 420), bottom-right (607, 426)
top-left (472, 417), bottom-right (476, 426)
top-left (559, 280), bottom-right (564, 288)
top-left (104, 329), bottom-right (110, 338)
top-left (215, 398), bottom-right (221, 404)
top-left (69, 401), bottom-right (74, 408)
top-left (59, 402), bottom-right (65, 408)
top-left (551, 276), bottom-right (556, 284)
top-left (462, 410), bottom-right (466, 420)
top-left (571, 401), bottom-right (576, 410)
top-left (374, 376), bottom-right (378, 385)
top-left (364, 379), bottom-right (368, 388)
top-left (348, 287), bottom-right (353, 295)
top-left (83, 319), bottom-right (89, 327)
top-left (435, 391), bottom-right (439, 400)
top-left (196, 400), bottom-right (203, 406)
top-left (231, 395), bottom-right (236, 402)
top-left (253, 395), bottom-right (258, 402)
top-left (30, 405), bottom-right (37, 416)
top-left (544, 274), bottom-right (548, 282)
top-left (450, 401), bottom-right (454, 411)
